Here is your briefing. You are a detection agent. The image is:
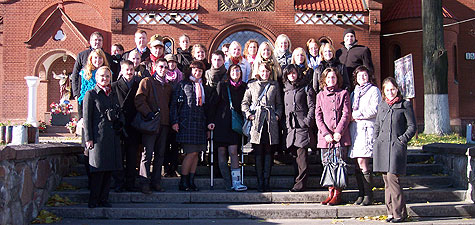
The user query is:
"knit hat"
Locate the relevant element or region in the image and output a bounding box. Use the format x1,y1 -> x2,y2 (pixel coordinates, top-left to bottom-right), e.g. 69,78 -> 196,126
148,34 -> 164,47
343,28 -> 356,37
164,54 -> 177,62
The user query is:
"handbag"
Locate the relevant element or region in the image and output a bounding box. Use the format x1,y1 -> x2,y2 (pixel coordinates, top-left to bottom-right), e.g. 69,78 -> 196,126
320,145 -> 347,188
132,79 -> 161,134
242,83 -> 270,138
227,86 -> 244,135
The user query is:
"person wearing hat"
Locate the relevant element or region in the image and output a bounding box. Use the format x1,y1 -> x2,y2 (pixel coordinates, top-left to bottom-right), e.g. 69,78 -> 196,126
335,28 -> 374,91
141,34 -> 165,75
164,54 -> 183,88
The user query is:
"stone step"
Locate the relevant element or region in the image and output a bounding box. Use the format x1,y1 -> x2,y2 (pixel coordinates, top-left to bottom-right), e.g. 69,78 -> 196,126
52,188 -> 466,204
46,201 -> 475,219
61,175 -> 453,190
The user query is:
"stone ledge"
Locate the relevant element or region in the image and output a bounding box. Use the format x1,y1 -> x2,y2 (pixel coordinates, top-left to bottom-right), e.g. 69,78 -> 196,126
423,143 -> 475,156
0,143 -> 83,161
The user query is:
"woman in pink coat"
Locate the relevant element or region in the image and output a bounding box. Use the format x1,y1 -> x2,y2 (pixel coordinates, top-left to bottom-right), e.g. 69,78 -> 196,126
315,67 -> 351,206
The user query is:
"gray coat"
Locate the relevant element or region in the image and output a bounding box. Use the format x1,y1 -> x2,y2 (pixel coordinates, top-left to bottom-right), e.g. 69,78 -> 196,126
373,100 -> 416,175
83,86 -> 123,172
241,80 -> 283,145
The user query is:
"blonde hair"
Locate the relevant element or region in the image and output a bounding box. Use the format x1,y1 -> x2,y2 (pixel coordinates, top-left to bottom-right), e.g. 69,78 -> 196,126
319,43 -> 336,60
85,49 -> 109,80
251,42 -> 281,81
274,34 -> 292,51
290,47 -> 309,69
191,44 -> 207,59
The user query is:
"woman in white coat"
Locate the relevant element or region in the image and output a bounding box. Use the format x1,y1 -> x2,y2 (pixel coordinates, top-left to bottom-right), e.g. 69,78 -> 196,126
349,65 -> 381,206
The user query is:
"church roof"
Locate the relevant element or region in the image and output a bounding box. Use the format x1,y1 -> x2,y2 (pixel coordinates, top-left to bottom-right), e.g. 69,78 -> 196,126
382,0 -> 455,22
294,0 -> 366,12
127,0 -> 199,11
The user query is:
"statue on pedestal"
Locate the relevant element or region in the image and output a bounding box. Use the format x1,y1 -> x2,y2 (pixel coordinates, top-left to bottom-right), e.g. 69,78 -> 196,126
52,70 -> 71,103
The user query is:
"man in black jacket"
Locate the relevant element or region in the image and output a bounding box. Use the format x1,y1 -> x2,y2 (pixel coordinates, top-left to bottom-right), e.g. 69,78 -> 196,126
122,30 -> 150,63
71,31 -> 112,117
335,28 -> 374,91
111,60 -> 141,192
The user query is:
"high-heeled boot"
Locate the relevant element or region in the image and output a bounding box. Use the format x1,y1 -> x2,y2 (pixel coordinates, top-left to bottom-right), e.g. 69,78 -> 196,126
361,171 -> 373,206
354,170 -> 364,205
263,154 -> 273,192
189,173 -> 199,191
255,155 -> 264,192
179,175 -> 190,191
321,187 -> 334,205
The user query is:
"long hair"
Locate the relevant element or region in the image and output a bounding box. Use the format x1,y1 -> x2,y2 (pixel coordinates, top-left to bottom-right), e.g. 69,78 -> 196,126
226,64 -> 242,82
251,41 -> 281,81
274,34 -> 292,51
352,65 -> 376,86
319,43 -> 336,61
319,67 -> 343,89
290,47 -> 309,69
243,39 -> 258,59
381,77 -> 403,100
282,64 -> 302,83
84,49 -> 109,80
255,61 -> 273,81
306,38 -> 319,57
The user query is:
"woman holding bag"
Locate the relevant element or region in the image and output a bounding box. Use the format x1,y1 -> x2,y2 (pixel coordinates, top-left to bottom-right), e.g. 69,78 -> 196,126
315,67 -> 351,205
373,77 -> 416,223
211,64 -> 248,191
241,62 -> 283,192
282,64 -> 316,192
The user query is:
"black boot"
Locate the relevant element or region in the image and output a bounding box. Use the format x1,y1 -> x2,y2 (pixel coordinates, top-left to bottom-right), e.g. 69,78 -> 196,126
219,161 -> 232,191
361,171 -> 373,206
263,154 -> 272,192
255,155 -> 264,192
354,170 -> 364,205
189,173 -> 199,191
179,175 -> 190,191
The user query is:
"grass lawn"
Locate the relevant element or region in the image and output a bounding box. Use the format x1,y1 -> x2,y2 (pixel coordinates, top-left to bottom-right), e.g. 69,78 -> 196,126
408,133 -> 467,147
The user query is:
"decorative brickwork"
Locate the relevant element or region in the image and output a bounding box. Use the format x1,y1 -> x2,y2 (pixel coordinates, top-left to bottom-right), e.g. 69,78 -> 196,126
295,13 -> 365,25
127,12 -> 198,24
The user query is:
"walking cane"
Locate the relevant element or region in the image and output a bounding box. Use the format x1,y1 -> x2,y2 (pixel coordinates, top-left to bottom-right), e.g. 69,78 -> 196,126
210,130 -> 214,190
241,135 -> 245,184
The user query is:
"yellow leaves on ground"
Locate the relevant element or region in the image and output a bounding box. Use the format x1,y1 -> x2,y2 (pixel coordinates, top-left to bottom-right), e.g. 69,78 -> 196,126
46,194 -> 77,207
55,182 -> 78,191
31,210 -> 61,224
356,215 -> 388,221
408,133 -> 465,147
66,171 -> 80,177
372,187 -> 384,191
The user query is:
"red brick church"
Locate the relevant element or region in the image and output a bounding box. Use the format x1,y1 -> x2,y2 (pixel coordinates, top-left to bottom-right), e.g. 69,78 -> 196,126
0,0 -> 473,131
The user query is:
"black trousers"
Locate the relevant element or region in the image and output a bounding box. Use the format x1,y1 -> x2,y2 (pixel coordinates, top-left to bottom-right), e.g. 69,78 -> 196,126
113,134 -> 139,189
89,171 -> 112,205
139,125 -> 169,185
163,128 -> 179,174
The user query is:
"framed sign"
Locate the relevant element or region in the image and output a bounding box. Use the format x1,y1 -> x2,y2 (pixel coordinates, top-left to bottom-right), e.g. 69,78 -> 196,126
394,54 -> 415,99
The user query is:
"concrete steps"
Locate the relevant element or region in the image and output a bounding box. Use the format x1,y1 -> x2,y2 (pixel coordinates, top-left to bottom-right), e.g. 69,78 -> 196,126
46,201 -> 475,219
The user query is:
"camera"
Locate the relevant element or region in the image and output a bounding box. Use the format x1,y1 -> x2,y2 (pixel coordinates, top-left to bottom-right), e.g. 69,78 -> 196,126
106,108 -> 120,122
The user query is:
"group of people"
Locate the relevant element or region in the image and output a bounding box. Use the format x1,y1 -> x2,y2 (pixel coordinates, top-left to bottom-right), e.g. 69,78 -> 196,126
72,28 -> 416,223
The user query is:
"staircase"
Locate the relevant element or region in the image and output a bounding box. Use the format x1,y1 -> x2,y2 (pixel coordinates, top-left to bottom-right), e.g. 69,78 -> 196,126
46,147 -> 474,220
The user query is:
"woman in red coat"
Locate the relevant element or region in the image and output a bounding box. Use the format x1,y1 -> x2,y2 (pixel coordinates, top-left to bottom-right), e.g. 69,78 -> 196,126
315,67 -> 351,205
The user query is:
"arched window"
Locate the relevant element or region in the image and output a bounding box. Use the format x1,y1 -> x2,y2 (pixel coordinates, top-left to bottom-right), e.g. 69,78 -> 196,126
393,44 -> 401,62
218,30 -> 269,50
163,38 -> 174,54
318,36 -> 333,46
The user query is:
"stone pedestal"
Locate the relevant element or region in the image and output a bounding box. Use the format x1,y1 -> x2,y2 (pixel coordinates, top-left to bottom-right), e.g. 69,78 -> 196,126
25,76 -> 40,127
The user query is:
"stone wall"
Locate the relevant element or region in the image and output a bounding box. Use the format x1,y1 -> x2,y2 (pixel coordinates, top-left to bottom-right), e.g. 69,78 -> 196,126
0,143 -> 83,225
423,143 -> 475,203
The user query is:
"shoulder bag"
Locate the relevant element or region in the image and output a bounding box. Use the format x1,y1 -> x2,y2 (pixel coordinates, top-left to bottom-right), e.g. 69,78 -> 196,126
227,86 -> 244,135
242,83 -> 270,138
132,79 -> 161,134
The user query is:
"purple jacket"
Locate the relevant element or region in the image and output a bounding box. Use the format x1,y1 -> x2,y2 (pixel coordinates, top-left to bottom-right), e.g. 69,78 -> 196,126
315,87 -> 351,148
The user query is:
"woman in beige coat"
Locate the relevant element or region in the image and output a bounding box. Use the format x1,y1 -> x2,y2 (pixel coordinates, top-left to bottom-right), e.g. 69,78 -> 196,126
241,62 -> 283,192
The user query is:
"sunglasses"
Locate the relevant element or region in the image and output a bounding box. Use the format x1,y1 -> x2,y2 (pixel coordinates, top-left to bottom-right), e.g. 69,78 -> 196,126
158,65 -> 169,69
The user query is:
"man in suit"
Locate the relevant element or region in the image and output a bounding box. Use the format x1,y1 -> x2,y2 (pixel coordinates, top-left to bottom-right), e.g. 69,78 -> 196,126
111,60 -> 142,192
122,30 -> 150,63
71,31 -> 112,118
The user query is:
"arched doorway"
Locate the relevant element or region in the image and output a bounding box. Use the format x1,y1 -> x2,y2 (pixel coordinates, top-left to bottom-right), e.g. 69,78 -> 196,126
217,30 -> 270,50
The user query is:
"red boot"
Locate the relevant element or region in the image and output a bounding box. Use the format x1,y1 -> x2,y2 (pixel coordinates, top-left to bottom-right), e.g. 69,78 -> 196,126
328,188 -> 342,206
321,187 -> 334,205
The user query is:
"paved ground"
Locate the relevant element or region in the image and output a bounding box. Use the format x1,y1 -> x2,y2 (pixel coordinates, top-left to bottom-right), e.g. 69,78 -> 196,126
52,218 -> 475,225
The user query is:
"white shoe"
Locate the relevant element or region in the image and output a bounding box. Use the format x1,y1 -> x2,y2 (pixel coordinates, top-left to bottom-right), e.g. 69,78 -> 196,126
231,169 -> 247,191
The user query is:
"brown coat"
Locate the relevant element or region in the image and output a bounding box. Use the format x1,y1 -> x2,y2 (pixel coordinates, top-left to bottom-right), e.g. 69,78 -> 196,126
135,77 -> 172,126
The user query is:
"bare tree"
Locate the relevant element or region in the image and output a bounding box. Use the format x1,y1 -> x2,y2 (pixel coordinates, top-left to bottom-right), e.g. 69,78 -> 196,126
422,0 -> 451,134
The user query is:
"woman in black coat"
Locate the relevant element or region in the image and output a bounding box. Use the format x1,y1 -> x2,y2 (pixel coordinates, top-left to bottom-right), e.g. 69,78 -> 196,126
84,66 -> 123,208
373,77 -> 416,223
282,64 -> 316,192
312,43 -> 350,92
170,60 -> 215,191
211,64 -> 248,191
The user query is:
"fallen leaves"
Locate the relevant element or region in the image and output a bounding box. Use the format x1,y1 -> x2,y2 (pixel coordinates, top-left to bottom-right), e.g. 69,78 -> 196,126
46,194 -> 77,207
55,182 -> 78,191
31,210 -> 61,224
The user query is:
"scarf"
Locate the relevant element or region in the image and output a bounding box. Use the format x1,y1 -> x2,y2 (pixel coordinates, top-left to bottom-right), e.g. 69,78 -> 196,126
206,65 -> 227,86
149,54 -> 160,74
231,56 -> 242,65
154,73 -> 166,85
97,83 -> 111,96
385,96 -> 401,106
352,83 -> 373,110
189,76 -> 205,106
298,63 -> 305,68
166,69 -> 183,83
230,79 -> 242,89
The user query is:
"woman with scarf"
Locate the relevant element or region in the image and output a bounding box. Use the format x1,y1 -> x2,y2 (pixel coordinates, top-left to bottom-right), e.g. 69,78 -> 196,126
306,38 -> 321,71
251,42 -> 282,82
349,65 -> 381,206
274,34 -> 292,69
224,41 -> 252,83
244,39 -> 259,66
191,44 -> 211,70
312,43 -> 350,92
241,62 -> 283,192
316,67 -> 351,206
170,61 -> 215,191
282,64 -> 316,192
373,77 -> 416,223
291,47 -> 314,87
210,64 -> 248,191
84,66 -> 123,208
